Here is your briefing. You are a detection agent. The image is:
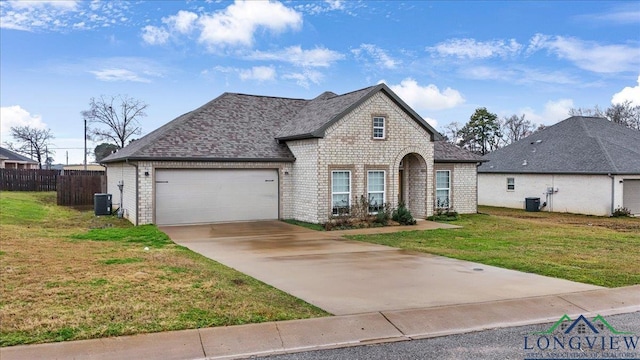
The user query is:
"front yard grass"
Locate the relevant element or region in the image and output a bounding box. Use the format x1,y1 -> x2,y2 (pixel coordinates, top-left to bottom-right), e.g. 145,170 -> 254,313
0,192 -> 327,347
347,206 -> 640,288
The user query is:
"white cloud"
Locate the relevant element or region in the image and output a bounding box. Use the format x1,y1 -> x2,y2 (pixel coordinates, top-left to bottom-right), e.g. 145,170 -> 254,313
527,33 -> 640,73
197,0 -> 302,48
462,65 -> 576,85
239,66 -> 276,81
574,6 -> 640,25
387,78 -> 465,111
519,98 -> 575,125
282,69 -> 323,88
295,0 -> 349,15
141,25 -> 169,45
0,105 -> 47,142
351,44 -> 400,69
422,116 -> 438,128
612,75 -> 640,106
89,68 -> 151,83
163,10 -> 198,34
1,0 -> 131,31
428,38 -> 522,59
7,1 -> 78,11
248,46 -> 344,67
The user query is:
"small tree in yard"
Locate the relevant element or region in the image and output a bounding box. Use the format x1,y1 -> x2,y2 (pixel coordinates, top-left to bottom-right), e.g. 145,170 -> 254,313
82,95 -> 148,149
94,143 -> 119,162
4,126 -> 55,169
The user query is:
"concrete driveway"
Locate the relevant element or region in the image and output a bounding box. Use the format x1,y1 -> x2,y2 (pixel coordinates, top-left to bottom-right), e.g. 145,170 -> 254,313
161,221 -> 600,316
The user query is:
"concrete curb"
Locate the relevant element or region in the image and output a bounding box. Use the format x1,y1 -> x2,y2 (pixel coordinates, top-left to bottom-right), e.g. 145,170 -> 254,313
2,285 -> 638,360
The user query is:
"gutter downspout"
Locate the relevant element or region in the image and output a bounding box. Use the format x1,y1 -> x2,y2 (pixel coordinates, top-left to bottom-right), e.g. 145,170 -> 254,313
475,162 -> 481,213
126,159 -> 139,226
608,173 -> 615,216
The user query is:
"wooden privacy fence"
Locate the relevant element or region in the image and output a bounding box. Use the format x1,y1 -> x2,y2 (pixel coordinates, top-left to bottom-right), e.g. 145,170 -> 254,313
56,175 -> 107,206
0,169 -> 57,191
1,169 -> 107,207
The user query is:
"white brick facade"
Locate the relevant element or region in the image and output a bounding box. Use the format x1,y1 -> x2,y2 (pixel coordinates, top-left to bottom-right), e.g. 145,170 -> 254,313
434,163 -> 478,214
312,92 -> 435,222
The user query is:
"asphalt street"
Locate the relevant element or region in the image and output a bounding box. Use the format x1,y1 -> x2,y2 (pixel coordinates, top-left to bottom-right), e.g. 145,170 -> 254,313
263,312 -> 640,360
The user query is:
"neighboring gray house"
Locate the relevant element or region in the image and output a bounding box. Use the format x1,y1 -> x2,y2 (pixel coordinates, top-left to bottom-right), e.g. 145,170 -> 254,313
0,147 -> 39,169
102,84 -> 483,226
478,116 -> 640,216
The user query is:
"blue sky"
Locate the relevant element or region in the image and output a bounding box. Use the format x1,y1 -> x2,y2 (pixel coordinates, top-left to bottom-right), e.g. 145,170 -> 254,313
1,0 -> 639,165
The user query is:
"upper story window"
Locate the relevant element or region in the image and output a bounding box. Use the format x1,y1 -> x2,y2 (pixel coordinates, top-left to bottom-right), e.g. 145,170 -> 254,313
373,116 -> 385,139
507,177 -> 515,191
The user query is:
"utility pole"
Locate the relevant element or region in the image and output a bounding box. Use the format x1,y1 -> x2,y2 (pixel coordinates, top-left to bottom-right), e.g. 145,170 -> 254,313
84,117 -> 87,170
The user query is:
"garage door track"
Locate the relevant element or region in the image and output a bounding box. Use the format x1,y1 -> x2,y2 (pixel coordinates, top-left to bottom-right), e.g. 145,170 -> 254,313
161,221 -> 600,315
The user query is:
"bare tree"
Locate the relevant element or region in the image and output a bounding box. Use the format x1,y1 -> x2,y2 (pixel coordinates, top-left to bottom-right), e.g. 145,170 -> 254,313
502,114 -> 535,145
4,126 -> 54,169
569,102 -> 639,131
606,100 -> 640,130
443,121 -> 463,144
569,105 -> 605,118
81,95 -> 148,149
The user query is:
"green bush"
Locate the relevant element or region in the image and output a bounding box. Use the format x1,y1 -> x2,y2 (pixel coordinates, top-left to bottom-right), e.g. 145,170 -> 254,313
427,208 -> 459,221
611,207 -> 631,217
392,202 -> 416,225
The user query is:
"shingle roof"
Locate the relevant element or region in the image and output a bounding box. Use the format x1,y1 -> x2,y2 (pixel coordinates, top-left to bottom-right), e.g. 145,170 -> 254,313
102,93 -> 307,162
0,147 -> 38,164
478,116 -> 640,174
434,141 -> 485,163
102,84 -> 440,163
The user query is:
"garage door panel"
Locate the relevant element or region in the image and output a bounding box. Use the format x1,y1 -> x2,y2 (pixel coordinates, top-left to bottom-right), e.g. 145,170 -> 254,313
156,169 -> 278,225
623,180 -> 640,216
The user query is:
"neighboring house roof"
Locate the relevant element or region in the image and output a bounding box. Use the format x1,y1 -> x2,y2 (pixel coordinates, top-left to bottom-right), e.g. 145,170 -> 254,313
102,84 -> 440,163
478,116 -> 640,175
434,141 -> 486,163
64,164 -> 106,171
0,147 -> 38,164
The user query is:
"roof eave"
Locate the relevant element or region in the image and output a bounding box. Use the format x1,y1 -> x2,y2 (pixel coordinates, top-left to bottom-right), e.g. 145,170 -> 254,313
477,170 -> 637,175
102,156 -> 296,164
435,159 -> 488,163
276,132 -> 324,142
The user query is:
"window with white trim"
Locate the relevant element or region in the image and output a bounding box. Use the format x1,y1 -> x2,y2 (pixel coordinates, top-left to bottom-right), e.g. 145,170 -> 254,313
507,177 -> 515,191
332,171 -> 351,215
435,170 -> 450,209
367,170 -> 385,213
373,116 -> 385,139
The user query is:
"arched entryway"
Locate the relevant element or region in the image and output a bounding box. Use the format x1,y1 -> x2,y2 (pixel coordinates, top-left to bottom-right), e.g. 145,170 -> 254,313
398,152 -> 427,218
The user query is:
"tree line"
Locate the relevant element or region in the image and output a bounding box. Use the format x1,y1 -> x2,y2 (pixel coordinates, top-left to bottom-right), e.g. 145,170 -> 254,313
444,100 -> 639,156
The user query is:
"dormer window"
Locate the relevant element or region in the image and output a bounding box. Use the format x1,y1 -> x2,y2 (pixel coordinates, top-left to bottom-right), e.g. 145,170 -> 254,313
373,116 -> 385,139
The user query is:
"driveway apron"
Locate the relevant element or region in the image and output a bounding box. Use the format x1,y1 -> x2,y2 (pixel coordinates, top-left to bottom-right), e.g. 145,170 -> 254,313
161,221 -> 600,316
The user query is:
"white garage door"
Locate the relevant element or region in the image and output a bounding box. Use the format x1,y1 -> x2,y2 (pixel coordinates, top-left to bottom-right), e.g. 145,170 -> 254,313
623,179 -> 640,216
155,169 -> 278,225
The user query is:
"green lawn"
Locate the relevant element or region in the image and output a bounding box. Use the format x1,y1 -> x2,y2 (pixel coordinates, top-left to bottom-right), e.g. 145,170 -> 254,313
0,192 -> 327,347
347,207 -> 640,288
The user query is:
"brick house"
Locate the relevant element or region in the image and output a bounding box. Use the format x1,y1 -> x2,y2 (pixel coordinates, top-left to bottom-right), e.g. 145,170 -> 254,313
0,147 -> 40,169
102,84 -> 483,226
